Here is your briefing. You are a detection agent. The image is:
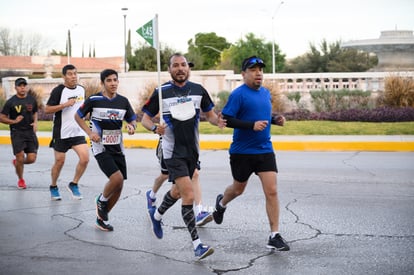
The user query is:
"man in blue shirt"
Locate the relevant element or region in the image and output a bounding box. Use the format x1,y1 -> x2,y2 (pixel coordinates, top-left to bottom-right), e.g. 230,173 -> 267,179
213,56 -> 290,251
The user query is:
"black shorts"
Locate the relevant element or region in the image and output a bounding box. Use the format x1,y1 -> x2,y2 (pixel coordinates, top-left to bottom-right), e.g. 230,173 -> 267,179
164,157 -> 197,182
156,138 -> 200,175
95,151 -> 127,179
11,129 -> 39,155
50,136 -> 87,153
230,153 -> 278,182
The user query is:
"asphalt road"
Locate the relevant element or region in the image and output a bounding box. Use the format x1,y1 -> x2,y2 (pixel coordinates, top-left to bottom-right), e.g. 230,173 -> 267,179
1,145 -> 413,275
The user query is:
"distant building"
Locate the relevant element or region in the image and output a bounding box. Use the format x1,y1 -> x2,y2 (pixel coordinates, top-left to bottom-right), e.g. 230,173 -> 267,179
0,55 -> 124,78
342,30 -> 414,71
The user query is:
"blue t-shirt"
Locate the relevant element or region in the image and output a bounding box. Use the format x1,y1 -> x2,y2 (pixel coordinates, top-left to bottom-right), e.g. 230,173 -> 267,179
222,83 -> 273,154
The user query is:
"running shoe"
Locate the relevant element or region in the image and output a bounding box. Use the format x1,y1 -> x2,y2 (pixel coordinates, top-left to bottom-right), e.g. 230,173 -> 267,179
194,243 -> 214,260
266,233 -> 290,251
67,182 -> 82,200
96,218 -> 114,232
146,189 -> 156,210
213,194 -> 226,224
196,211 -> 213,226
96,194 -> 109,221
50,186 -> 61,201
17,179 -> 26,189
148,207 -> 163,239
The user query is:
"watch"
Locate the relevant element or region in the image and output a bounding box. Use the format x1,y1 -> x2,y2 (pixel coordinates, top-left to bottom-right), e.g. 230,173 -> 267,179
150,125 -> 157,133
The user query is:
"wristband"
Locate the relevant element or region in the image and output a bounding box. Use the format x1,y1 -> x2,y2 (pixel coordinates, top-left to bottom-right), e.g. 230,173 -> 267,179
150,125 -> 158,133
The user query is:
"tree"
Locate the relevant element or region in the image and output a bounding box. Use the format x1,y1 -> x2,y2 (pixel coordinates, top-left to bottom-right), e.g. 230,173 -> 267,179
126,29 -> 132,60
0,27 -> 49,56
128,43 -> 177,71
187,33 -> 231,70
67,30 -> 72,57
285,39 -> 377,73
220,33 -> 285,74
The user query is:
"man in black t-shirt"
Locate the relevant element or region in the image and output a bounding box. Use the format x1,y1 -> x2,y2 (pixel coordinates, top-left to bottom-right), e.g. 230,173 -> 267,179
0,78 -> 39,189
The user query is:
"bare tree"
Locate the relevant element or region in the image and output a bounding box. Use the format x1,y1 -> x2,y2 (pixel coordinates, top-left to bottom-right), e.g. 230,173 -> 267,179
0,27 -> 50,56
0,27 -> 12,55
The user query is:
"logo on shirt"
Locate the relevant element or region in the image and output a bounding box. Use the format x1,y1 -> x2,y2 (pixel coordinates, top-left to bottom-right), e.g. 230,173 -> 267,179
26,104 -> 33,112
107,110 -> 120,120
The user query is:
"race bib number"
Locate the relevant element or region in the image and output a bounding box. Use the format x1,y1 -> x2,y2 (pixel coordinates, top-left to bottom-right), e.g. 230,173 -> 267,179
102,129 -> 122,145
170,101 -> 195,121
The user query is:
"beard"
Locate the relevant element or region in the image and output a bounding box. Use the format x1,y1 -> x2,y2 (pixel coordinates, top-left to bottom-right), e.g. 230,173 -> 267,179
171,72 -> 188,84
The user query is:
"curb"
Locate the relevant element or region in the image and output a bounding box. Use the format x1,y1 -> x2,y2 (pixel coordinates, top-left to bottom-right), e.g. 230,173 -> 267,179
1,135 -> 413,151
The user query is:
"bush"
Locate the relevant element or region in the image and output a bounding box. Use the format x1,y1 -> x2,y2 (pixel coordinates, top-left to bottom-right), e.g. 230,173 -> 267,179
135,82 -> 158,122
383,76 -> 414,107
310,89 -> 372,112
284,107 -> 414,122
263,80 -> 286,113
80,79 -> 101,98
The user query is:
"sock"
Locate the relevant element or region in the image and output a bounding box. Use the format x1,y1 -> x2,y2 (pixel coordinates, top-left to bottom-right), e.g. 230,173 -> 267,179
149,190 -> 156,199
195,204 -> 203,215
154,209 -> 163,221
158,191 -> 178,215
192,238 -> 201,250
219,200 -> 226,208
271,231 -> 280,238
99,194 -> 109,202
182,204 -> 198,241
69,182 -> 78,185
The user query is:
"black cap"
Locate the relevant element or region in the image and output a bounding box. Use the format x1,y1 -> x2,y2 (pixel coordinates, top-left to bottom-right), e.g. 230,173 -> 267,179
241,56 -> 266,71
15,78 -> 28,86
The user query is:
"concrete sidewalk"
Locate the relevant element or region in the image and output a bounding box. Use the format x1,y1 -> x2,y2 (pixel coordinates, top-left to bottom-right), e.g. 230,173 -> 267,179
1,130 -> 414,151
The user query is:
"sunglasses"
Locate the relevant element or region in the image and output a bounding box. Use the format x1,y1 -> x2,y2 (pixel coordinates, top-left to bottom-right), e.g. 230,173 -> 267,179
243,57 -> 265,70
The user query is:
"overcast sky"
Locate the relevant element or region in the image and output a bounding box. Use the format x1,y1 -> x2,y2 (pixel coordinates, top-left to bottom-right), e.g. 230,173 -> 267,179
0,0 -> 413,59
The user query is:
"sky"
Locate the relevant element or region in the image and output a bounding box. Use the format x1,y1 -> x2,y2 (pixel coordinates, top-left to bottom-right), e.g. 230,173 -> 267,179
0,0 -> 413,59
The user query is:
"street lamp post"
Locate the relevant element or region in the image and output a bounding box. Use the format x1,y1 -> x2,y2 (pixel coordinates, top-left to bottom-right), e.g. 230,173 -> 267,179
202,45 -> 222,53
272,1 -> 284,74
121,7 -> 128,73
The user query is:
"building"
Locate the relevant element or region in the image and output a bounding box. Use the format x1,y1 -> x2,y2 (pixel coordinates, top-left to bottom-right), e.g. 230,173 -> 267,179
0,55 -> 123,78
341,30 -> 414,71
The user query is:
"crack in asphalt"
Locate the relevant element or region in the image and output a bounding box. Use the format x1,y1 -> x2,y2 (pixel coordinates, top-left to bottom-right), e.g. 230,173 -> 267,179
285,196 -> 414,243
342,151 -> 376,176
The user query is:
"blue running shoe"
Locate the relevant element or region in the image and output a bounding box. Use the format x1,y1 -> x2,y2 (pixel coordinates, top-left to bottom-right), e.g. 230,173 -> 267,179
196,211 -> 213,227
148,207 -> 163,239
67,182 -> 82,200
194,243 -> 214,260
146,190 -> 156,210
50,186 -> 61,201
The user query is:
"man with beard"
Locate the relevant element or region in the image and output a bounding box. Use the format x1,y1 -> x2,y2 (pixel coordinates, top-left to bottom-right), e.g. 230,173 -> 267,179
141,53 -> 225,260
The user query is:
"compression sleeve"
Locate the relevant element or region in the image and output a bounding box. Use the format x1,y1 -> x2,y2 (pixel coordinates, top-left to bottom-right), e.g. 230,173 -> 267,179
223,114 -> 254,129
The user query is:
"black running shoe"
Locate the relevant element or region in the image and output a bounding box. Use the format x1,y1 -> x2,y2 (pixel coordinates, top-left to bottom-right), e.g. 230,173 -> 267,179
213,194 -> 226,224
96,194 -> 109,221
266,233 -> 290,251
96,218 -> 114,232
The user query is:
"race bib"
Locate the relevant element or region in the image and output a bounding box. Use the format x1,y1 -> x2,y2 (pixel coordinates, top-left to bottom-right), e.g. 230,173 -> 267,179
101,129 -> 122,145
170,101 -> 195,121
